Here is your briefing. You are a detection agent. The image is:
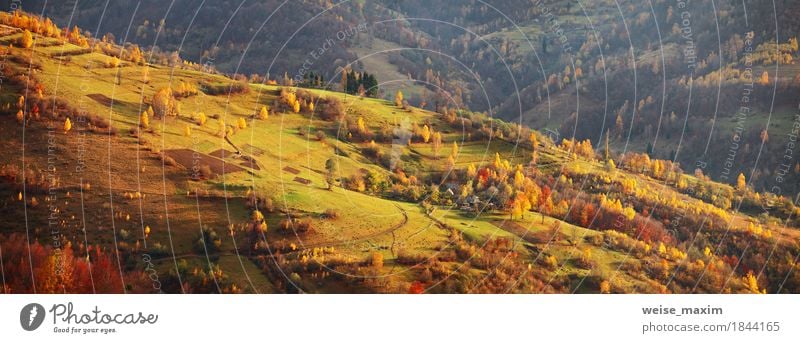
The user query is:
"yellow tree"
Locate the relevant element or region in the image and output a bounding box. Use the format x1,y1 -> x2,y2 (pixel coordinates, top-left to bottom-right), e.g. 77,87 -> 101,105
580,247 -> 592,266
421,124 -> 431,143
107,56 -> 121,68
19,29 -> 33,48
530,132 -> 538,151
677,176 -> 688,190
513,168 -> 525,189
63,117 -> 72,133
357,116 -> 367,135
152,87 -> 177,117
370,251 -> 384,269
196,112 -> 207,126
16,110 -> 24,124
431,131 -> 442,157
258,105 -> 269,120
736,173 -> 746,191
600,280 -> 611,294
758,72 -> 770,86
217,120 -> 226,137
129,45 -> 143,64
395,90 -> 403,107
238,117 -> 247,129
466,163 -> 477,179
518,194 -> 531,218
451,141 -> 459,157
292,100 -> 300,113
743,272 -> 763,293
511,201 -> 523,220
140,111 -> 149,129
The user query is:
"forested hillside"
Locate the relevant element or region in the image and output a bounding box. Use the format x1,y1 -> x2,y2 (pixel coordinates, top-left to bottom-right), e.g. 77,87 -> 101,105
1,5 -> 797,294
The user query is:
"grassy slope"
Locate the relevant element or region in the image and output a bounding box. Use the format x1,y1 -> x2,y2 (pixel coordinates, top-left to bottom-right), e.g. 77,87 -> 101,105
1,28 -> 791,293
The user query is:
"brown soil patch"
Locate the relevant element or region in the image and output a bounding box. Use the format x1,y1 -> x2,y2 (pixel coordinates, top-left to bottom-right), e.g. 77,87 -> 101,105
283,166 -> 300,174
209,149 -> 235,159
293,177 -> 311,185
165,149 -> 244,177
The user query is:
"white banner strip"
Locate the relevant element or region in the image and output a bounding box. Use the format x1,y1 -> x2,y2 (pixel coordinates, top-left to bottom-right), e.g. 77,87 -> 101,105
1,295 -> 797,342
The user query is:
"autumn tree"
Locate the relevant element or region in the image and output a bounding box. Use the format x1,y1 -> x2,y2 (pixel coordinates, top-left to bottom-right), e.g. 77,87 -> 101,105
357,116 -> 367,136
247,209 -> 268,254
30,103 -> 40,120
743,271 -> 763,293
338,67 -> 348,91
66,26 -> 88,47
580,203 -> 596,228
128,44 -> 143,64
408,281 -> 425,294
0,234 -> 136,293
615,113 -> 624,136
370,251 -> 384,270
600,280 -> 611,294
63,117 -> 72,133
736,173 -> 746,191
466,163 -> 477,179
106,56 -> 121,68
540,185 -> 553,223
237,117 -> 247,130
19,29 -> 33,48
421,124 -> 431,143
140,110 -> 149,129
395,90 -> 404,107
258,105 -> 269,120
196,112 -> 207,126
431,131 -> 442,157
152,87 -> 178,117
513,167 -> 525,189
492,152 -> 502,170
510,193 -> 532,220
758,72 -> 770,86
325,158 -> 338,190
